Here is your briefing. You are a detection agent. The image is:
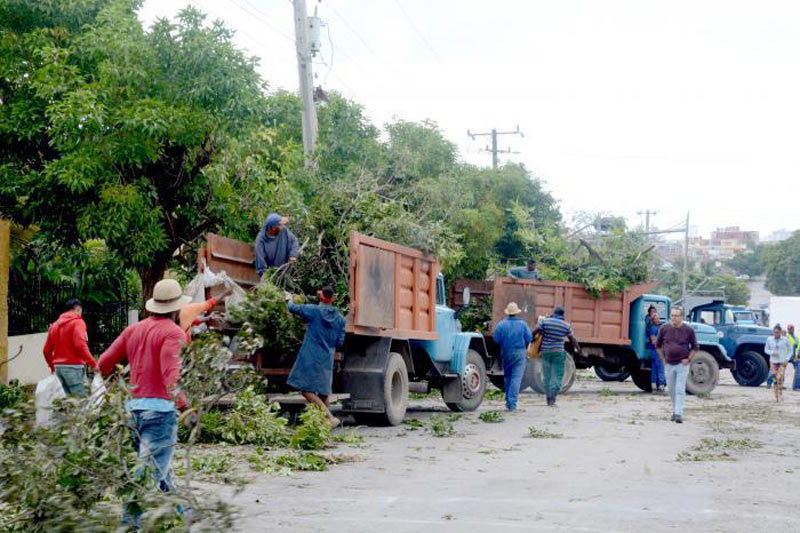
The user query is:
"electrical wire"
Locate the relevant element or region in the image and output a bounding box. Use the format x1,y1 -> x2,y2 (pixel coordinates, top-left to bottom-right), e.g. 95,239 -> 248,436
392,0 -> 443,64
329,1 -> 374,54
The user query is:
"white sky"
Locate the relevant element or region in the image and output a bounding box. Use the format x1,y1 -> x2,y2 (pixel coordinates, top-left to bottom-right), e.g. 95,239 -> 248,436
139,0 -> 800,239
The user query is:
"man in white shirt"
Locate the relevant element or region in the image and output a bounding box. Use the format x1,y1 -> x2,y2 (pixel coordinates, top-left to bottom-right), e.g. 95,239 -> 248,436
765,325 -> 792,403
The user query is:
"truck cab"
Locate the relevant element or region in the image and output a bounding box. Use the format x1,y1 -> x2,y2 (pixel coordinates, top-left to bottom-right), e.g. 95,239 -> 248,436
688,300 -> 771,386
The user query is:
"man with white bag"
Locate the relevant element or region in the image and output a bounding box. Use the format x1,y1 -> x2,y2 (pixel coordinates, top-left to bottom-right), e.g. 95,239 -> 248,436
42,298 -> 97,397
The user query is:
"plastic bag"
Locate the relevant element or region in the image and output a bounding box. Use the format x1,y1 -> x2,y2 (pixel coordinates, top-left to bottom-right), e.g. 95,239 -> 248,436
186,261 -> 225,303
88,374 -> 106,408
35,374 -> 66,428
218,272 -> 247,314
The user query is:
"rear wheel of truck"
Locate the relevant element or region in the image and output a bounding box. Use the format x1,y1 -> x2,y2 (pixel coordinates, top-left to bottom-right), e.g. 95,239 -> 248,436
594,365 -> 631,382
731,350 -> 769,386
530,354 -> 576,394
445,350 -> 487,412
685,351 -> 719,395
630,365 -> 652,393
356,352 -> 409,426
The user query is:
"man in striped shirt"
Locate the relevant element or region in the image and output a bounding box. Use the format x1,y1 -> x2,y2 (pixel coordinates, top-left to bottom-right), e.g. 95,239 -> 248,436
532,306 -> 581,406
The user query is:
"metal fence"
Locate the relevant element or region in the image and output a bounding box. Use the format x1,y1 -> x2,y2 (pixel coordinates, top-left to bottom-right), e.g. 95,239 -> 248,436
8,272 -> 130,355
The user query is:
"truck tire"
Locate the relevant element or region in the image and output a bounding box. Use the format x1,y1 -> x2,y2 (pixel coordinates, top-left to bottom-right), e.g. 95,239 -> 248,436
445,350 -> 487,412
594,365 -> 631,382
630,365 -> 652,392
530,354 -> 576,395
378,352 -> 409,426
731,350 -> 769,387
520,358 -> 536,391
685,350 -> 719,395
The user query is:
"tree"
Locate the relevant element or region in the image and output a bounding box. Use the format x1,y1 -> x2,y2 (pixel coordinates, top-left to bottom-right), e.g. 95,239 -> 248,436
762,231 -> 800,295
0,1 -> 287,303
726,245 -> 765,278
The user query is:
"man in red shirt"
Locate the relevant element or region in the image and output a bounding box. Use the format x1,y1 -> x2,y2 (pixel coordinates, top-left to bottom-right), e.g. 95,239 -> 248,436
99,278 -> 190,528
43,298 -> 97,397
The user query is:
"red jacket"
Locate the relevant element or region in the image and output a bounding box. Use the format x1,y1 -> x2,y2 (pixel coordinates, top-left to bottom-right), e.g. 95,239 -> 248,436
43,312 -> 96,371
98,317 -> 186,401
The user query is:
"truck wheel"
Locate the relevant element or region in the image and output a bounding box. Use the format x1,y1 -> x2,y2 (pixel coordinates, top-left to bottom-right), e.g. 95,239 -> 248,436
594,365 -> 631,382
731,350 -> 769,387
530,354 -> 576,394
488,375 -> 505,391
520,359 -> 536,391
378,352 -> 409,426
445,350 -> 487,412
630,365 -> 652,392
686,351 -> 719,395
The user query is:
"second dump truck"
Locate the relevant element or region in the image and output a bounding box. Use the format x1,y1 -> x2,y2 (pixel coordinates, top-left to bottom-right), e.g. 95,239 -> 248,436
453,277 -> 730,394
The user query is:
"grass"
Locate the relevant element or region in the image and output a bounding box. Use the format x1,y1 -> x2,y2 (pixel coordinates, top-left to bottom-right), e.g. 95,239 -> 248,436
249,450 -> 333,475
599,387 -> 615,397
478,410 -> 504,423
403,418 -> 424,431
331,430 -> 367,448
526,426 -> 563,439
676,438 -> 763,462
428,414 -> 456,437
484,388 -> 505,401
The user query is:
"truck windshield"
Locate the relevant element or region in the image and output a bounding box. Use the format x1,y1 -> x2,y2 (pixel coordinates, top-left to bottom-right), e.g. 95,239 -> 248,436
436,276 -> 446,306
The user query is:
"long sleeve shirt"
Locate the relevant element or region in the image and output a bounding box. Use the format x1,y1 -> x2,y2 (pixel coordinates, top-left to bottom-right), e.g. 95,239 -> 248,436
254,226 -> 300,276
493,316 -> 533,358
42,312 -> 96,371
765,336 -> 792,364
98,317 -> 186,401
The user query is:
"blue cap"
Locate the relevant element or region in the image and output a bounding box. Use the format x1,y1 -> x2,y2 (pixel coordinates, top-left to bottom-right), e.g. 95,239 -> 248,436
265,213 -> 283,229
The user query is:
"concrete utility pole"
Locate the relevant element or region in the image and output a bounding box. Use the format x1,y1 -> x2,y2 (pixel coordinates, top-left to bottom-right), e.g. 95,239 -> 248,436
467,126 -> 523,170
638,209 -> 658,233
293,0 -> 318,164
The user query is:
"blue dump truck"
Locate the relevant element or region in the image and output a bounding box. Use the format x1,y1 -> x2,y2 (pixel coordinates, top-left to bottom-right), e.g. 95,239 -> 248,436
688,300 -> 772,386
455,278 -> 730,395
201,232 -> 489,425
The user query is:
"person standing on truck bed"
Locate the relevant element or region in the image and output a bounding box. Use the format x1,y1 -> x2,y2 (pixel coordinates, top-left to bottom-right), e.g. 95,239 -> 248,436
508,259 -> 542,280
765,325 -> 792,403
532,306 -> 580,406
255,213 -> 299,280
286,285 -> 346,428
493,302 -> 533,411
656,307 -> 698,423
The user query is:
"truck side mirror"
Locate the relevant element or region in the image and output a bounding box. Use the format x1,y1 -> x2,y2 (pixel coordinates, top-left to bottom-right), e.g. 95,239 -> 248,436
462,287 -> 471,307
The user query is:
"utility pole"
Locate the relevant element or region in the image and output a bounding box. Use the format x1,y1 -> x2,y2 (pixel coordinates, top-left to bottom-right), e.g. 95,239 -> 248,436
682,211 -> 690,307
293,0 -> 317,164
637,209 -> 658,233
467,126 -> 524,171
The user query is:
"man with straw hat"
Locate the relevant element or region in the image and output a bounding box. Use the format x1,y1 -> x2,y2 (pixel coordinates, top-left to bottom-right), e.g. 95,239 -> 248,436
99,278 -> 191,527
493,301 -> 533,411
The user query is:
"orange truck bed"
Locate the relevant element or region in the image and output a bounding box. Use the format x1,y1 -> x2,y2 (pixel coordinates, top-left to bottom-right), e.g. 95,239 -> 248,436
457,277 -> 658,346
199,232 -> 439,340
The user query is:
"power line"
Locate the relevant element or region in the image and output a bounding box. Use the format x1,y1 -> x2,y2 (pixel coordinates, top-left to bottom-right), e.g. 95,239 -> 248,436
227,0 -> 295,44
329,2 -> 374,54
392,0 -> 442,64
467,126 -> 524,171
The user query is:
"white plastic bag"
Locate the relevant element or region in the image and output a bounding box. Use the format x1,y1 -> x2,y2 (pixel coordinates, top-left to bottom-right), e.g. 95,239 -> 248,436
217,272 -> 247,314
35,374 -> 66,428
186,262 -> 226,303
88,374 -> 106,408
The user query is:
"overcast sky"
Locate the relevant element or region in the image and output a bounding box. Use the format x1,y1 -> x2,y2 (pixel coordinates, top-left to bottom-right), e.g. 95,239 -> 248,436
139,0 -> 800,239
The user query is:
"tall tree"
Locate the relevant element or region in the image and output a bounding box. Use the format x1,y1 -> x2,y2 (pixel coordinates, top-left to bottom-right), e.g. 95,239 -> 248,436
0,1 -> 287,301
763,231 -> 800,295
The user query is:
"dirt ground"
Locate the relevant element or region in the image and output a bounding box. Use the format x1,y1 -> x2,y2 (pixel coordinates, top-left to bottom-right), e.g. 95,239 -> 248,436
200,369 -> 800,532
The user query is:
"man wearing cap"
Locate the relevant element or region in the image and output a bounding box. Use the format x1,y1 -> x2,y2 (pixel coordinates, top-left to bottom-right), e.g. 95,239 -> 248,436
255,212 -> 300,279
493,302 -> 533,411
532,306 -> 581,406
99,278 -> 191,526
286,285 -> 346,427
509,259 -> 542,280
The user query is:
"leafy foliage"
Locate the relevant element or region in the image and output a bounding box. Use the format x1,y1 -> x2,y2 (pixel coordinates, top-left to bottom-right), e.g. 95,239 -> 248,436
215,387 -> 289,448
290,404 -> 332,451
0,379 -> 24,410
762,231 -> 800,296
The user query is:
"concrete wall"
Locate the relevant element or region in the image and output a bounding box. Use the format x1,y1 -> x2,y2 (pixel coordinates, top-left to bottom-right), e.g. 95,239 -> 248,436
7,333 -> 50,385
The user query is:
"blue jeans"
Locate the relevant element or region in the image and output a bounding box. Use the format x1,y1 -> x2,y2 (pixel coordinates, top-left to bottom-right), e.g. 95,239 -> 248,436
124,409 -> 178,528
666,362 -> 690,416
503,350 -> 527,410
649,349 -> 666,387
54,365 -> 88,397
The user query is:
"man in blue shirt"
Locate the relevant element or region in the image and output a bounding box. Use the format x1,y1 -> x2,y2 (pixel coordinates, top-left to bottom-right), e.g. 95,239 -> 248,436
493,302 -> 533,411
255,213 -> 300,279
532,306 -> 581,406
647,311 -> 666,391
508,259 -> 542,280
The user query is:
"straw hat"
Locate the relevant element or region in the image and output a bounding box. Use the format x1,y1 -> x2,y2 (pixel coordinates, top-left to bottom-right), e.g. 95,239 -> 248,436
146,279 -> 192,314
504,302 -> 523,315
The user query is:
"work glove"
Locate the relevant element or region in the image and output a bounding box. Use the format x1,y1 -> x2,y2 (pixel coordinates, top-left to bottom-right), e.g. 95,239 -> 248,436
284,291 -> 293,302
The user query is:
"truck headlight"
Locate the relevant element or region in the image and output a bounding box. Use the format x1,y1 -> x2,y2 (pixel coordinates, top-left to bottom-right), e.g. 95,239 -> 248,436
716,331 -> 724,339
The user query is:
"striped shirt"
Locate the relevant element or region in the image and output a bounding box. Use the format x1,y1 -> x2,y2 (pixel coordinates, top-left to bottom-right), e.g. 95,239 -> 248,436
540,316 -> 573,353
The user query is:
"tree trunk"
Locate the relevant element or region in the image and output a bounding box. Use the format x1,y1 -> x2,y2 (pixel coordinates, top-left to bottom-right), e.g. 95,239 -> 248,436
138,259 -> 170,315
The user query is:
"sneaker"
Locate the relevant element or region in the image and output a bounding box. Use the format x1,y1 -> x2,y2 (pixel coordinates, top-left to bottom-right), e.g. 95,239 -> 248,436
675,415 -> 683,424
670,414 -> 676,422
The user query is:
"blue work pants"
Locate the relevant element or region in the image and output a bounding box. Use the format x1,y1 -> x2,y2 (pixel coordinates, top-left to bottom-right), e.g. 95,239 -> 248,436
503,350 -> 527,411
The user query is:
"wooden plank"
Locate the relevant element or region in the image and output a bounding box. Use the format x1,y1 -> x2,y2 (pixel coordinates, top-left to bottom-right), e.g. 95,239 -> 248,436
349,233 -> 435,261
412,258 -> 420,330
354,244 -> 395,329
0,220 -> 9,384
267,393 -> 351,405
345,324 -> 438,340
262,368 -> 292,376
